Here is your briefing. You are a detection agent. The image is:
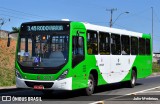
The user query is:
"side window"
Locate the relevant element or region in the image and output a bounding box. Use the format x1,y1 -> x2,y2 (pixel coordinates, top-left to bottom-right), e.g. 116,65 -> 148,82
139,38 -> 145,55
121,35 -> 130,55
146,39 -> 151,55
99,32 -> 110,55
72,36 -> 84,56
111,34 -> 121,55
72,36 -> 85,68
131,37 -> 138,55
87,30 -> 98,55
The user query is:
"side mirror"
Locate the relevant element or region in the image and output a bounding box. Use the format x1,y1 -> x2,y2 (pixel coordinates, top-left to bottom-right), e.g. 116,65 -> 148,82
7,34 -> 10,47
7,31 -> 18,47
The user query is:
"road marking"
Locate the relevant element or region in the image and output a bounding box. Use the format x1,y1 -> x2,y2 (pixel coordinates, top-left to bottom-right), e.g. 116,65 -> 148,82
89,85 -> 160,104
125,86 -> 160,95
107,86 -> 160,100
135,91 -> 160,93
89,101 -> 104,104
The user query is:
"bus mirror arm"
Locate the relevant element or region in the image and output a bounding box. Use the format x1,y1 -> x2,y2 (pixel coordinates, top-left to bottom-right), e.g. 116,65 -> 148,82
7,33 -> 10,47
7,31 -> 18,47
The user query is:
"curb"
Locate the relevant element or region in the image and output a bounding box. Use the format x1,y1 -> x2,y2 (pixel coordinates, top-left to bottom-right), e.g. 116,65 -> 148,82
150,72 -> 160,78
0,86 -> 16,90
151,72 -> 160,76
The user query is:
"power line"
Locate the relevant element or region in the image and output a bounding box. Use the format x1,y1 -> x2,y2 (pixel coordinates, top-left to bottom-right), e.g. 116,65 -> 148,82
151,7 -> 154,55
0,9 -> 43,20
118,8 -> 152,24
0,13 -> 33,21
0,6 -> 52,19
126,8 -> 150,19
153,9 -> 160,24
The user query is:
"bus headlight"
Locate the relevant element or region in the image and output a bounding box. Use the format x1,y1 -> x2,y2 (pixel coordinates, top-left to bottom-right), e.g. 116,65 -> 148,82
58,70 -> 69,80
16,69 -> 22,79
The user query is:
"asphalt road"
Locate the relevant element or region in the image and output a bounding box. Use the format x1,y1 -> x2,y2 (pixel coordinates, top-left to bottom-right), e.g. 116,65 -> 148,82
0,75 -> 160,104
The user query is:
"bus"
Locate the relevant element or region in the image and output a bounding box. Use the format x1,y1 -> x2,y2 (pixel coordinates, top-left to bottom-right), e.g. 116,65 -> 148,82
7,20 -> 152,96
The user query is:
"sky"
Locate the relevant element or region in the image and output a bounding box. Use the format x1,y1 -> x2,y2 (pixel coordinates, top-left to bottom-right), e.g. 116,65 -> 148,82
0,0 -> 160,52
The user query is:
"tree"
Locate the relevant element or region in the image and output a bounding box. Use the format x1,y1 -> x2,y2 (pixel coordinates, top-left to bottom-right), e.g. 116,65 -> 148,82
11,27 -> 20,33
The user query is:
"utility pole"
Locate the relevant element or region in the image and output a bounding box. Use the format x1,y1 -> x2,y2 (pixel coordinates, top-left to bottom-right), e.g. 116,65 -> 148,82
151,7 -> 153,54
106,8 -> 117,27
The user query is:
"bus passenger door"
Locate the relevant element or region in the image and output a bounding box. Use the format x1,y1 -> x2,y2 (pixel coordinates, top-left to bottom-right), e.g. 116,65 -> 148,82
72,29 -> 87,88
72,36 -> 85,68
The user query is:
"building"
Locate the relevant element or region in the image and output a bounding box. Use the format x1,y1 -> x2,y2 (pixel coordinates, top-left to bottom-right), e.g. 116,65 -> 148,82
0,30 -> 18,39
0,30 -> 8,38
153,53 -> 160,63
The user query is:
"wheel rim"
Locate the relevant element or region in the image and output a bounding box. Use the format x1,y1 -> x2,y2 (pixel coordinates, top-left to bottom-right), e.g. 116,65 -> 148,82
88,79 -> 94,92
131,72 -> 136,85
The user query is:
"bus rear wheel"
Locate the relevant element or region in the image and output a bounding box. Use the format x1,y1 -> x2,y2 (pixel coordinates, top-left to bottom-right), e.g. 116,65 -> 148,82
85,74 -> 95,96
128,70 -> 137,88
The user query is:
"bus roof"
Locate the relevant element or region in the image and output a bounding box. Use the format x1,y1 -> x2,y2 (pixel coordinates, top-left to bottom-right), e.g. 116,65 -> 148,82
20,20 -> 150,38
21,20 -> 71,25
82,22 -> 150,38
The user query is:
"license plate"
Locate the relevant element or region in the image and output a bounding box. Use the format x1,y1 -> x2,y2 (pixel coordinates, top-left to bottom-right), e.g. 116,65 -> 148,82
33,85 -> 44,90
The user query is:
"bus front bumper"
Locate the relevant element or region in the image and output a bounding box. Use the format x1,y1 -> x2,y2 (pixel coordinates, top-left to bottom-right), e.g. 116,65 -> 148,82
16,77 -> 72,90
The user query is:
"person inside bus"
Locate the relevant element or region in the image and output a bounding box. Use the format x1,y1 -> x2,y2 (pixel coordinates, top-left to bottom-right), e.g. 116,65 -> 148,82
122,47 -> 127,55
35,44 -> 41,55
42,44 -> 47,58
92,43 -> 98,54
88,45 -> 93,54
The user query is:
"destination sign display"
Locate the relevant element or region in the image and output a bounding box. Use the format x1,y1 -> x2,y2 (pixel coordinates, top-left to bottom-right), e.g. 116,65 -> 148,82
21,23 -> 69,32
27,25 -> 63,31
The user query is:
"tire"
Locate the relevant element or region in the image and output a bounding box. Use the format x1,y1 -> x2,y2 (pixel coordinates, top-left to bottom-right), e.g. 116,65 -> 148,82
84,74 -> 95,96
128,70 -> 137,88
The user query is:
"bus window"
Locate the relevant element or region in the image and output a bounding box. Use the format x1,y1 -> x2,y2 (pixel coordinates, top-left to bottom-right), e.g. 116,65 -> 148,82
131,37 -> 138,55
72,36 -> 85,68
111,34 -> 121,55
72,36 -> 84,56
139,38 -> 145,55
146,39 -> 151,55
28,38 -> 32,57
87,30 -> 98,55
99,32 -> 110,55
19,37 -> 25,52
121,35 -> 130,55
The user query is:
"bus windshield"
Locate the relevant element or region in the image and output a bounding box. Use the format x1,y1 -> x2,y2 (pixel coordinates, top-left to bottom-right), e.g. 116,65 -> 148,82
17,33 -> 69,68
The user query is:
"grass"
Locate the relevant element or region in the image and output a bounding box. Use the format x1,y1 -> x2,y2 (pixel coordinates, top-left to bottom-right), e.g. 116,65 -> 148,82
0,67 -> 15,86
152,62 -> 160,73
0,39 -> 16,87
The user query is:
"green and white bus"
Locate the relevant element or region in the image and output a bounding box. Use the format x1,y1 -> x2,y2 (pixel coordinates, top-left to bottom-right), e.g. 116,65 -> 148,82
8,20 -> 152,95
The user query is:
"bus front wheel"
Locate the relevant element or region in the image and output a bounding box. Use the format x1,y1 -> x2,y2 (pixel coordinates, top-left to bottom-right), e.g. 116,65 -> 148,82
85,74 -> 95,96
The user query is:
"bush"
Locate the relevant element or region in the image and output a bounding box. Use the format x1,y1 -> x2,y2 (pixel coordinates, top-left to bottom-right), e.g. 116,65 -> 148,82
152,62 -> 160,72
